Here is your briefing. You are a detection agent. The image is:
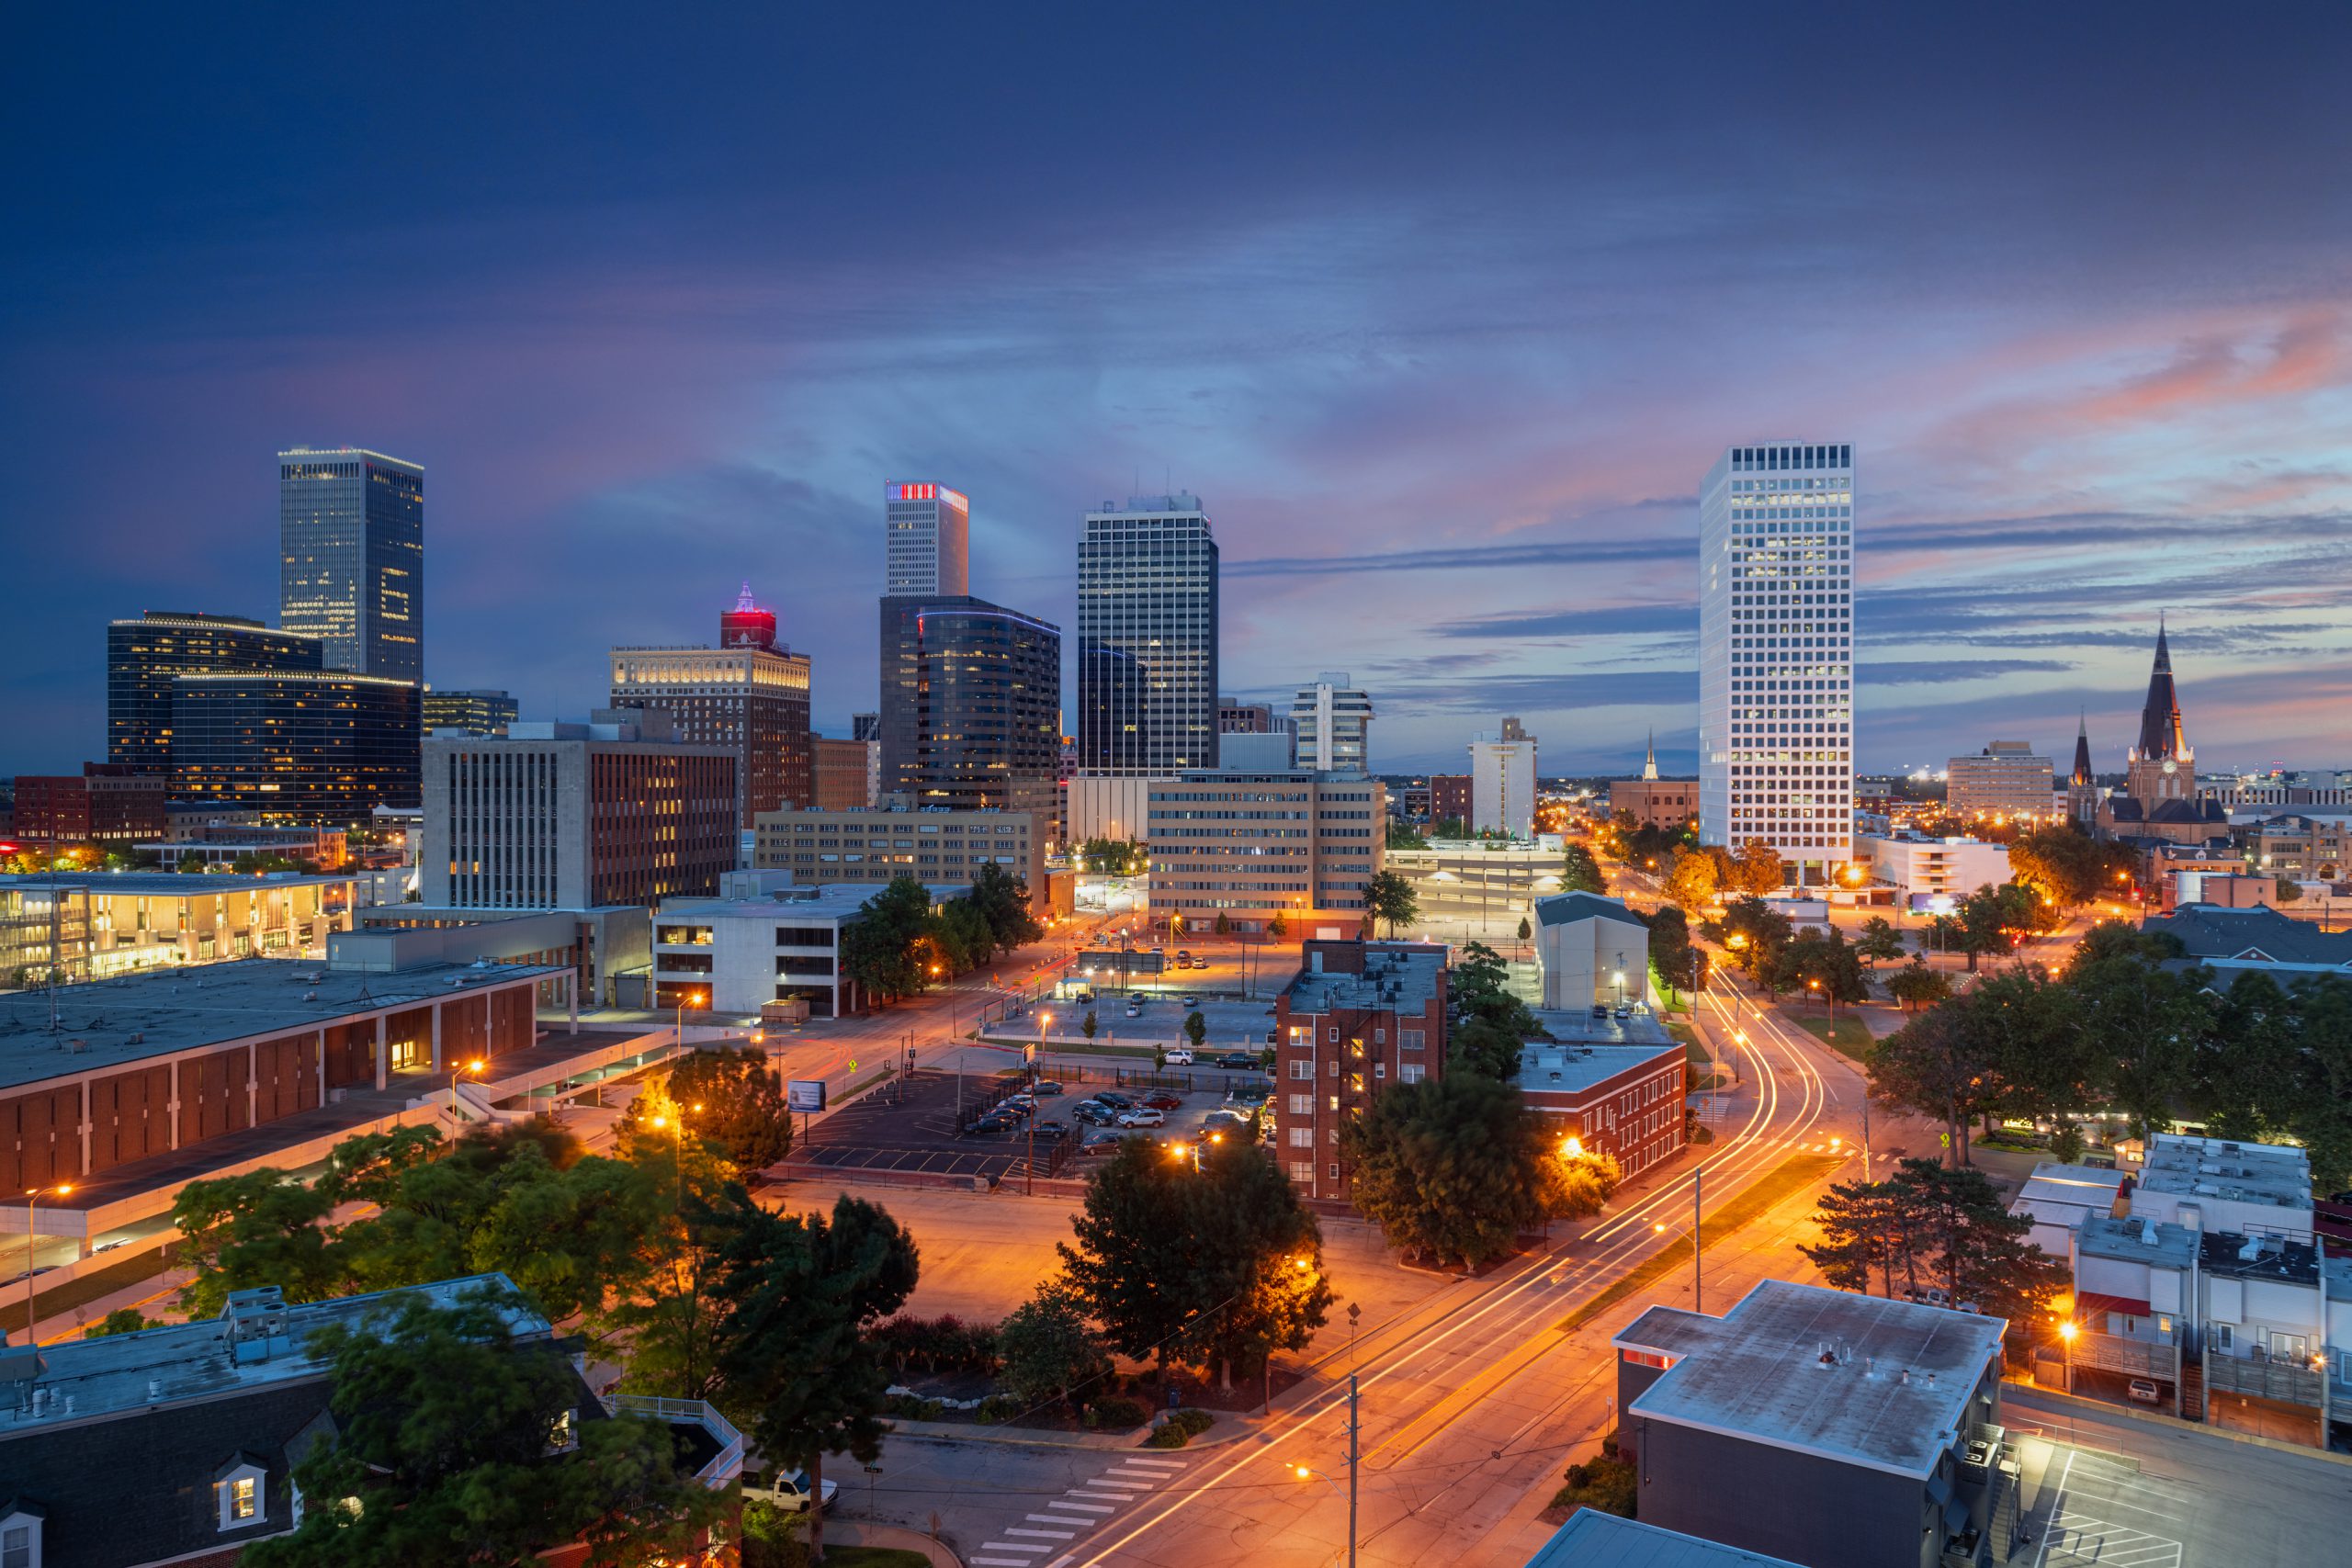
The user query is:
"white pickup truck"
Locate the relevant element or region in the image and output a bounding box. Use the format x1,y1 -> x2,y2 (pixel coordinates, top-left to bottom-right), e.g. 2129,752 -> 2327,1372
742,1461 -> 839,1513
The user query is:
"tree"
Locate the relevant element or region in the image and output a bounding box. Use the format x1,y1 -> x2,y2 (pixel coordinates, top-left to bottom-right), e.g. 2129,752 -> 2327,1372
171,1169 -> 343,1317
2275,874 -> 2303,903
1450,1016 -> 1523,1079
1183,1010 -> 1208,1048
1430,816 -> 1468,840
967,862 -> 1045,952
995,1280 -> 1112,1412
1267,911 -> 1289,941
1661,848 -> 1719,910
1215,910 -> 1232,936
1953,883 -> 2035,971
1560,845 -> 1606,895
1453,940 -> 1537,1036
1517,915 -> 1532,941
1386,820 -> 1430,851
1779,928 -> 1868,1012
1076,838 -> 1144,875
2068,942 -> 2209,1139
1717,897 -> 1793,974
1868,1005 -> 2003,1167
838,876 -> 936,1003
1884,1157 -> 2069,1327
1886,958 -> 1952,1012
1057,1139 -> 1330,1390
707,1191 -> 920,1563
624,1047 -> 792,1179
932,897 -> 997,973
243,1283 -> 725,1568
1643,906 -> 1699,1001
1340,1074 -> 1617,1268
88,1307 -> 164,1337
1733,839 -> 1785,894
1854,916 -> 1907,967
1801,1174 -> 1917,1297
1364,869 -> 1419,937
1080,1009 -> 1099,1041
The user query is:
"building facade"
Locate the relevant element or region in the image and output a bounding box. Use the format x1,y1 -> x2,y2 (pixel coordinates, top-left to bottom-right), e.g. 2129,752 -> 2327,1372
752,804 -> 1045,910
608,587 -> 813,825
1519,1037 -> 1686,1179
422,687 -> 517,737
169,671 -> 422,823
6,766 -> 167,846
1272,941 -> 1448,1201
813,737 -> 879,809
107,612 -> 324,773
1290,672 -> 1374,772
1145,770 -> 1384,934
1609,777 -> 1701,831
277,446 -> 424,681
1218,697 -> 1277,733
1385,840 -> 1567,937
1699,441 -> 1857,884
1947,740 -> 2054,818
654,875 -> 972,1017
1861,834 -> 2014,903
1075,493 -> 1219,774
876,596 -> 1062,839
1532,890 -> 1656,1010
0,871 -> 358,986
1469,717 -> 1538,839
884,480 -> 970,597
1428,773 -> 1472,827
422,714 -> 741,909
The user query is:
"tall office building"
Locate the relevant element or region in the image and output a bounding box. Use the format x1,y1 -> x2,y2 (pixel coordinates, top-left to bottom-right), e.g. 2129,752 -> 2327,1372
170,671 -> 423,823
609,585 -> 813,827
1468,717 -> 1538,839
1291,672 -> 1374,772
852,712 -> 881,743
107,612 -> 324,773
877,596 -> 1063,837
884,482 -> 969,597
1698,441 -> 1856,883
423,688 -> 518,738
1218,697 -> 1277,734
278,447 -> 424,681
1075,492 -> 1220,774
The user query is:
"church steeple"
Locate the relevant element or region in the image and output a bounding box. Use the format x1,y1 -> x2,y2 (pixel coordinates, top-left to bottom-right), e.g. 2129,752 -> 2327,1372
2069,710 -> 2094,789
1642,729 -> 1658,781
2133,617 -> 2188,763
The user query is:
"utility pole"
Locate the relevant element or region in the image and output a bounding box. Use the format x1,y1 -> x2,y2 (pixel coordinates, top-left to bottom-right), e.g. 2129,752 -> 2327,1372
1860,1095 -> 1872,1179
1346,1372 -> 1360,1568
1692,1166 -> 1703,1313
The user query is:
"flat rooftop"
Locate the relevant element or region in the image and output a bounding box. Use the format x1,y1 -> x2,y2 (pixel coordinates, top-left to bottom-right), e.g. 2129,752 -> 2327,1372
0,956 -> 572,1090
1616,1280 -> 2007,1478
0,871 -> 355,898
1528,1512 -> 1805,1568
2137,1133 -> 2310,1211
1282,947 -> 1444,1015
1521,1039 -> 1682,1093
0,1274 -> 543,1432
659,882 -> 969,922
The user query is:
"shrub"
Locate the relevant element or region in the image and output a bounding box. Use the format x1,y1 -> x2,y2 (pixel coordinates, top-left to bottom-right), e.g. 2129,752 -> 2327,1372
873,1313 -> 1000,1374
1145,1407 -> 1216,1447
885,1393 -> 945,1421
1088,1395 -> 1148,1429
974,1394 -> 1024,1425
1143,1424 -> 1187,1449
1550,1452 -> 1637,1518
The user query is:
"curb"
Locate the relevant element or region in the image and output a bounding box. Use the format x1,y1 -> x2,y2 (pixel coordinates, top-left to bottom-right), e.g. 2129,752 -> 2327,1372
2003,1382 -> 2352,1469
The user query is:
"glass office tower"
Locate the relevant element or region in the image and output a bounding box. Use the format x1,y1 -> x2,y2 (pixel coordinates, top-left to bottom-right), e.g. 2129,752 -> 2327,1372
1075,493 -> 1219,774
877,596 -> 1063,838
107,612 -> 324,773
169,671 -> 423,822
278,446 -> 424,680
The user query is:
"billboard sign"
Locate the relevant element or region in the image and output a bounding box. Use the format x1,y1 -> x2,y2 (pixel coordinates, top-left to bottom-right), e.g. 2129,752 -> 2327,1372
786,1079 -> 828,1114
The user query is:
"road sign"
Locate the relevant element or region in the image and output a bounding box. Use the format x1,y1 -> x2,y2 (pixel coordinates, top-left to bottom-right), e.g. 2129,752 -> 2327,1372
1939,1132 -> 1951,1147
787,1079 -> 828,1113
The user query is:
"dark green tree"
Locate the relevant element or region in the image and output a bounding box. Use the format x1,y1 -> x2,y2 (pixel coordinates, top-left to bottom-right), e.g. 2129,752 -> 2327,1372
1449,1016 -> 1524,1079
1854,916 -> 1907,966
1178,1139 -> 1334,1389
1867,1005 -> 2002,1167
1643,905 -> 1699,1000
631,1047 -> 794,1179
1364,869 -> 1419,937
707,1191 -> 920,1563
1886,958 -> 1952,1012
1718,897 -> 1793,974
1184,1010 -> 1208,1047
243,1284 -> 724,1568
995,1280 -> 1112,1412
1057,1140 -> 1201,1382
967,861 -> 1045,950
1386,820 -> 1430,850
2069,942 -> 2210,1138
837,875 -> 936,1003
1884,1157 -> 2069,1327
1560,844 -> 1607,895
1453,940 -> 1537,1035
1800,1174 -> 1917,1297
1517,914 -> 1532,941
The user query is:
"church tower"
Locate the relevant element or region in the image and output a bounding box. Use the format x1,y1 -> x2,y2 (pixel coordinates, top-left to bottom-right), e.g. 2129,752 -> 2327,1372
2067,711 -> 2098,826
1642,729 -> 1658,781
2124,622 -> 2193,811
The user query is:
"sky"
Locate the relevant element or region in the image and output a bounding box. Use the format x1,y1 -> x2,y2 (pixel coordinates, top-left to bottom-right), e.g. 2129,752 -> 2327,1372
5,2 -> 2349,777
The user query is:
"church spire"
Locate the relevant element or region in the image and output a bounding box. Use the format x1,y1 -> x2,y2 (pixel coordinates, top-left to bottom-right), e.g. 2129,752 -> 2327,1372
1642,729 -> 1658,781
2134,619 -> 2188,762
2069,709 -> 2094,788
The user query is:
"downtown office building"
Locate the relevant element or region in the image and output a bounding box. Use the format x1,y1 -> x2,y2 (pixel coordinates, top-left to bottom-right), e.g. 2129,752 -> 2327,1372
876,596 -> 1063,840
106,611 -> 325,773
277,446 -> 424,682
884,481 -> 970,597
1698,442 -> 1856,881
1076,492 -> 1220,774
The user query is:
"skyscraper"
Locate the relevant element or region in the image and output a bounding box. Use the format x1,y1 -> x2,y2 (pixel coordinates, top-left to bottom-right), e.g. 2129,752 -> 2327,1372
608,586 -> 813,826
1698,441 -> 1856,885
884,482 -> 969,597
277,447 -> 424,680
1291,672 -> 1374,772
1075,492 -> 1220,774
877,596 -> 1063,837
170,671 -> 422,822
107,611 -> 324,773
422,687 -> 519,738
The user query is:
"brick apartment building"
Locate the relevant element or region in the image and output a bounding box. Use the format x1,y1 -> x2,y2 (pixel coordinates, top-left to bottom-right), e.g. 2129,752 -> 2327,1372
9,765 -> 168,846
1427,773 -> 1471,826
1520,1036 -> 1688,1179
1272,940 -> 1448,1201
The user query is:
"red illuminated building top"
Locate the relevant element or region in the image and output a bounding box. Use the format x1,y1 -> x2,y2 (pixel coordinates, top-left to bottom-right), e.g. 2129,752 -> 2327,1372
720,581 -> 778,651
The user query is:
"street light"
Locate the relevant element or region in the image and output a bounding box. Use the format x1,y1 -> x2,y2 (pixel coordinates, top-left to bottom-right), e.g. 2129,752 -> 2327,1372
20,1183 -> 69,1347
2058,1319 -> 2078,1393
449,1057 -> 486,1126
1560,1134 -> 1584,1158
674,988 -> 705,1052
1289,1371 -> 1361,1568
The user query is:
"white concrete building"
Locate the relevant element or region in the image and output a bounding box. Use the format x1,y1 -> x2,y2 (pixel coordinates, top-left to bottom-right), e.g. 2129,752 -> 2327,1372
1699,441 -> 1856,884
651,873 -> 971,1018
2129,1132 -> 2313,1239
1861,833 -> 2012,905
884,481 -> 969,597
1290,672 -> 1373,772
1469,716 -> 1538,839
1532,889 -> 1653,1010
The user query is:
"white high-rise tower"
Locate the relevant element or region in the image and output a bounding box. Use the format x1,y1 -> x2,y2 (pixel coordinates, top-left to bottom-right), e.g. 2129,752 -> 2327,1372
1699,442 -> 1856,886
884,481 -> 969,597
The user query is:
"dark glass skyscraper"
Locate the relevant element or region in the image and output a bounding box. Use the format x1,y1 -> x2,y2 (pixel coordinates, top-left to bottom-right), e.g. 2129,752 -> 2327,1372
878,596 -> 1062,837
1076,493 -> 1219,773
170,671 -> 423,823
107,612 -> 324,773
278,446 -> 424,681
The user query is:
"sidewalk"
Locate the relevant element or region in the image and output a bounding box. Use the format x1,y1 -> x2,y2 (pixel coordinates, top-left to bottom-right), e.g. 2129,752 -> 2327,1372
821,1519 -> 965,1567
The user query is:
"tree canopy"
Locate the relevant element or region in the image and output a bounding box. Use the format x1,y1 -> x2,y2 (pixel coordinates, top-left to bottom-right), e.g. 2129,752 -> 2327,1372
616,1046 -> 792,1179
1364,869 -> 1419,937
1801,1158 -> 2067,1331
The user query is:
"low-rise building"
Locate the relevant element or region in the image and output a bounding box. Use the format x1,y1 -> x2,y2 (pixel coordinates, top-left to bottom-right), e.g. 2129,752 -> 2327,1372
0,870 -> 364,987
1272,940 -> 1447,1201
1145,770 -> 1385,936
2140,903 -> 2352,982
421,685 -> 519,737
653,874 -> 971,1017
10,766 -> 171,847
2127,1131 -> 2312,1238
1520,1032 -> 1685,1180
1614,1280 -> 2013,1568
1861,833 -> 2012,905
1532,890 -> 1654,1010
0,1272 -> 740,1566
1427,773 -> 1472,827
752,801 -> 1046,912
2242,813 -> 2349,880
2007,1160 -> 2129,1257
1945,740 -> 2055,819
1608,776 -> 1701,832
813,736 -> 879,809
350,904 -> 650,1010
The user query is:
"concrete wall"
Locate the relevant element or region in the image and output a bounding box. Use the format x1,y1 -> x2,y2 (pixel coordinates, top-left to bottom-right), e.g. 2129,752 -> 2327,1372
1537,912 -> 1654,1010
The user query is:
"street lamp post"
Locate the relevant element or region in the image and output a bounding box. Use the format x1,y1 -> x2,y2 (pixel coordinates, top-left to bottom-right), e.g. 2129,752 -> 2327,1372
674,987 -> 705,1052
2059,1319 -> 2077,1393
449,1057 -> 487,1128
20,1183 -> 69,1348
1290,1372 -> 1360,1568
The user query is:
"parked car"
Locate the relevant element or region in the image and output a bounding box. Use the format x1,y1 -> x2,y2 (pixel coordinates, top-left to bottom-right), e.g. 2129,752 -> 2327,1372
1181,995 -> 1200,1008
1079,1133 -> 1127,1157
1071,988 -> 1094,1004
1073,1102 -> 1118,1126
1589,1004 -> 1610,1020
1031,1079 -> 1066,1097
1093,1090 -> 1135,1109
2127,1378 -> 2161,1404
1126,1004 -> 1143,1018
1217,1052 -> 1260,1070
1116,1108 -> 1168,1128
744,1464 -> 838,1514
1129,989 -> 1148,1001
1031,1119 -> 1070,1137
1175,950 -> 1193,963
1139,1091 -> 1183,1111
971,1112 -> 1019,1136
1165,1047 -> 1195,1065
1611,1006 -> 1632,1021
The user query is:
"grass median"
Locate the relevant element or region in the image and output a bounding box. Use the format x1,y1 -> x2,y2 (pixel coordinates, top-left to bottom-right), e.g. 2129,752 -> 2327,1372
1556,1152 -> 1841,1336
1781,1011 -> 1877,1063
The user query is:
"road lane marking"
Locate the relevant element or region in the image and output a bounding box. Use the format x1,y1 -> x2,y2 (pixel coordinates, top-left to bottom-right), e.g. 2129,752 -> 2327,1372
1005,1528 -> 1077,1539
1054,1499 -> 1114,1513
1118,1457 -> 1184,1471
1031,1513 -> 1096,1526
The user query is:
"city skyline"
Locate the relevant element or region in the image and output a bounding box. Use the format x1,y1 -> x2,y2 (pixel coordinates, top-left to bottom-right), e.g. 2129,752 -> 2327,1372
4,7 -> 2349,777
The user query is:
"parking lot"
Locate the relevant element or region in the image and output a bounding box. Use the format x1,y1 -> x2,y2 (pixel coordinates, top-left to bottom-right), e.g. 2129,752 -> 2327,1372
1038,983 -> 1287,1058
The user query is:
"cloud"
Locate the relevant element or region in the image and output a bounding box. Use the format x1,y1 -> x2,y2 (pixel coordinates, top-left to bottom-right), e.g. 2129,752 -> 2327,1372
1860,660 -> 2076,686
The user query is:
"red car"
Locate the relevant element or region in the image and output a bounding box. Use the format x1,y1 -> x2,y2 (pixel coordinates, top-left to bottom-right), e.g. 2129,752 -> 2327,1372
1139,1091 -> 1183,1111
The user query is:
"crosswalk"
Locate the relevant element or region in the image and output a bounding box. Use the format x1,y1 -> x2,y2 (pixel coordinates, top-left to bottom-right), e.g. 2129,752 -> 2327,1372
968,1454 -> 1188,1568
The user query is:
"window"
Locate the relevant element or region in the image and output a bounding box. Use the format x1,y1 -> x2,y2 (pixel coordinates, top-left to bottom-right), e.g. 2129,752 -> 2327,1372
1400,1029 -> 1425,1052
218,1460 -> 267,1529
1400,1063 -> 1425,1085
1287,1127 -> 1314,1148
1289,1161 -> 1313,1182
1289,1059 -> 1315,1081
1,1517 -> 37,1568
547,1407 -> 580,1454
1287,1093 -> 1313,1115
